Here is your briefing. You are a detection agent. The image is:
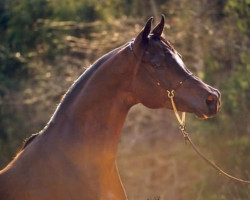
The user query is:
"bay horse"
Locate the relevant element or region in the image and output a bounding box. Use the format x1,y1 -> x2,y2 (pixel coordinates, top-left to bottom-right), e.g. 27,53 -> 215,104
0,16 -> 220,200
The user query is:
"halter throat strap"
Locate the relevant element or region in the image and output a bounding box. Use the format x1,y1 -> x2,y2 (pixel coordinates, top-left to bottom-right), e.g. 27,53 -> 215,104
129,39 -> 191,129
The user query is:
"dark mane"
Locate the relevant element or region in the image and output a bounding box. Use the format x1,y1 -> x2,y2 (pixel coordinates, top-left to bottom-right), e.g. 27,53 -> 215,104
55,45 -> 123,112
21,133 -> 40,150
160,36 -> 175,52
150,34 -> 176,52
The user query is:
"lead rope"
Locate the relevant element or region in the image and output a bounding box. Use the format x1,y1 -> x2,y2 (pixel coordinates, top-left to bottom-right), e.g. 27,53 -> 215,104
167,90 -> 250,184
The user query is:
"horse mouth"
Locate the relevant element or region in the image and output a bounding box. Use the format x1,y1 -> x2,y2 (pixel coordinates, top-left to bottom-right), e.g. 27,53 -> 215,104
195,110 -> 218,120
194,101 -> 221,120
197,114 -> 210,120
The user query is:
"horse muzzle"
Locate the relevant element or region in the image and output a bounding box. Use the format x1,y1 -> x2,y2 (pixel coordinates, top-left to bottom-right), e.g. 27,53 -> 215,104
200,89 -> 221,119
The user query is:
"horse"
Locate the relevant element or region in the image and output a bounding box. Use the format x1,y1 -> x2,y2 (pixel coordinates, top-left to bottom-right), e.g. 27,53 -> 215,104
0,16 -> 221,200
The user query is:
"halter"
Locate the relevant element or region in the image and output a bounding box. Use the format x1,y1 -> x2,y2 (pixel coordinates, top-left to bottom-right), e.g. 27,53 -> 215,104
129,39 -> 250,184
129,39 -> 192,130
165,72 -> 193,131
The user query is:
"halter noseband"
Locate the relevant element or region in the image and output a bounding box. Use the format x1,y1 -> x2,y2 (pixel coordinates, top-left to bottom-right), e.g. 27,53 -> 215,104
129,39 -> 193,129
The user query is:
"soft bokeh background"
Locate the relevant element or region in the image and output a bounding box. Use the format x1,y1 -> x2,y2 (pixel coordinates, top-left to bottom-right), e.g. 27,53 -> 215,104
0,0 -> 249,199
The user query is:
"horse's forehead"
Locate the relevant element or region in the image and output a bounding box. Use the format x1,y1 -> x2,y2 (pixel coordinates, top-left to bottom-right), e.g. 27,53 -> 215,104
148,37 -> 173,52
147,37 -> 188,71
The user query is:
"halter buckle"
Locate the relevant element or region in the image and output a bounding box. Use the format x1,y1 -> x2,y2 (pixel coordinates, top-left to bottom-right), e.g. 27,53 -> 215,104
179,125 -> 186,132
167,90 -> 174,98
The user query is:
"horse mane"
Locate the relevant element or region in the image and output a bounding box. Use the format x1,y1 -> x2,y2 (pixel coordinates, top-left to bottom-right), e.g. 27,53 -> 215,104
158,35 -> 180,56
21,133 -> 40,150
160,36 -> 175,52
56,45 -> 124,110
20,44 -> 127,150
150,34 -> 176,52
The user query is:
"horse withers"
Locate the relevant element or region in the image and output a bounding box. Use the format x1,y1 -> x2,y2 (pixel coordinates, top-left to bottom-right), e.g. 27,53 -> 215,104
0,16 -> 220,200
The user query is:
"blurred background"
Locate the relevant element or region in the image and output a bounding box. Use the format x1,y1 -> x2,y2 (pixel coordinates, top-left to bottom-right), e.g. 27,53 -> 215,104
0,0 -> 249,199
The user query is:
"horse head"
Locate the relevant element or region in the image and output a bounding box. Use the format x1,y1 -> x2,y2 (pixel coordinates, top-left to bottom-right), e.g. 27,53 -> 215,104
131,15 -> 221,119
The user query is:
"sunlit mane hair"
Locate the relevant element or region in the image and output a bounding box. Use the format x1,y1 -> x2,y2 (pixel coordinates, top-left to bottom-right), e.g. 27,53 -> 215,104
153,34 -> 182,58
150,34 -> 176,52
160,36 -> 176,52
161,36 -> 183,58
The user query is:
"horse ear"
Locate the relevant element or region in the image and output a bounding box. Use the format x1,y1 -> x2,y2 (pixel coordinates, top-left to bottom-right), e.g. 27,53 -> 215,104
151,15 -> 165,36
135,17 -> 153,44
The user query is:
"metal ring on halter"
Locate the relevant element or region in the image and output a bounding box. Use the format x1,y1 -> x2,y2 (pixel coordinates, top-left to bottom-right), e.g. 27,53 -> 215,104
167,90 -> 174,98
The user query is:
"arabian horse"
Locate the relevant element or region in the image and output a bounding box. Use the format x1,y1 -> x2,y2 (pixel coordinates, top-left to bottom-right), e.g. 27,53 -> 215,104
0,16 -> 220,200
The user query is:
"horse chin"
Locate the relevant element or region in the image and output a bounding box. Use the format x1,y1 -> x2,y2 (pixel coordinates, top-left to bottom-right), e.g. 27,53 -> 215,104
196,114 -> 209,120
195,112 -> 215,120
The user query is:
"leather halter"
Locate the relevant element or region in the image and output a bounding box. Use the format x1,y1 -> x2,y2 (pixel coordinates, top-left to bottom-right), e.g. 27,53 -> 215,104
129,39 -> 250,184
129,39 -> 192,92
129,39 -> 192,128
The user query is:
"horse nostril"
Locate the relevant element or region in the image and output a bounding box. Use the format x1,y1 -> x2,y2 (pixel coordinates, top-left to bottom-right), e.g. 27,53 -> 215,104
206,94 -> 216,107
205,90 -> 221,114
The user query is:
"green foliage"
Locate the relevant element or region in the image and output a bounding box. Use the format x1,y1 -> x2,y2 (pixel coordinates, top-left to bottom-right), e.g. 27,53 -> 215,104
0,48 -> 26,85
194,1 -> 250,198
223,52 -> 249,114
2,0 -> 51,53
50,0 -> 105,22
203,0 -> 249,136
225,0 -> 250,33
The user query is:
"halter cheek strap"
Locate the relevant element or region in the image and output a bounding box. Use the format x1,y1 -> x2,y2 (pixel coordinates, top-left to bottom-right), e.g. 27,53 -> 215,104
129,39 -> 191,130
165,72 -> 193,130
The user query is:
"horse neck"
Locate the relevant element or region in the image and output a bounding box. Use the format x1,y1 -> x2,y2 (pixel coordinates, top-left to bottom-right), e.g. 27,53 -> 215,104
45,45 -> 136,161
